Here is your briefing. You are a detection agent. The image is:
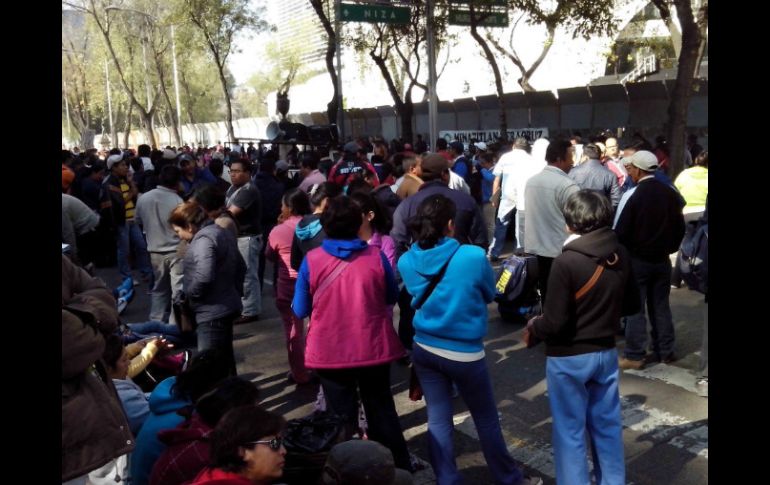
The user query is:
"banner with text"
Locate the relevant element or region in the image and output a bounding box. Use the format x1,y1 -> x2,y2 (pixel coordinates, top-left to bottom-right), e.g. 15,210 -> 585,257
439,128 -> 549,145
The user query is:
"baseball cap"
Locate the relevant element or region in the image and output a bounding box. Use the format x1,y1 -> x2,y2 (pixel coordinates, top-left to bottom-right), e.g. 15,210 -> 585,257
343,141 -> 360,154
106,154 -> 124,170
321,440 -> 412,485
162,148 -> 178,160
626,150 -> 658,171
475,142 -> 487,151
449,141 -> 465,153
276,160 -> 289,172
419,154 -> 449,178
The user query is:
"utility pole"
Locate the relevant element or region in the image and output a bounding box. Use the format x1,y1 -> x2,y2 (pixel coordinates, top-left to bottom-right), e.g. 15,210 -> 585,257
105,58 -> 115,148
63,79 -> 72,139
427,0 -> 438,151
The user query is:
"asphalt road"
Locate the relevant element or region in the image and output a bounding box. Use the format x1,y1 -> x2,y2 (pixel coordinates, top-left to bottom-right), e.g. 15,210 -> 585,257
97,254 -> 707,485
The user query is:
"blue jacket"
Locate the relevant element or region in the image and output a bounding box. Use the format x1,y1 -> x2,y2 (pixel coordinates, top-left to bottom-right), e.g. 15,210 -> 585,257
131,377 -> 191,485
398,237 -> 495,353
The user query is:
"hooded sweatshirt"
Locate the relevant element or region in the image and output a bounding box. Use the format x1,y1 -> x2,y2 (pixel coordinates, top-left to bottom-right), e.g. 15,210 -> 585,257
150,413 -> 212,485
187,468 -> 252,485
398,237 -> 495,353
290,214 -> 326,271
531,227 -> 641,357
131,377 -> 192,485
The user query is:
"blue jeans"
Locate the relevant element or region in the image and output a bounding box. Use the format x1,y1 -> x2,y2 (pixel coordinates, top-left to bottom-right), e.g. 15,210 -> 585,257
116,221 -> 152,280
197,313 -> 238,376
490,208 -> 514,258
623,258 -> 675,361
237,235 -> 262,317
412,345 -> 524,485
546,349 -> 625,485
124,321 -> 193,347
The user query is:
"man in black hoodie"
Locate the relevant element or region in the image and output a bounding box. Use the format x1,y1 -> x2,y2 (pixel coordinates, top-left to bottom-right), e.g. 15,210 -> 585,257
528,190 -> 639,485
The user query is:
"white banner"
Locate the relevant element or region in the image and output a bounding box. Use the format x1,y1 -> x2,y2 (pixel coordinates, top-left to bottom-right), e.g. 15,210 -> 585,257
439,128 -> 549,145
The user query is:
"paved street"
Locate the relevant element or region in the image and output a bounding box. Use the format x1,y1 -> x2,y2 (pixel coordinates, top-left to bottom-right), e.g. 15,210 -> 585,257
99,256 -> 707,485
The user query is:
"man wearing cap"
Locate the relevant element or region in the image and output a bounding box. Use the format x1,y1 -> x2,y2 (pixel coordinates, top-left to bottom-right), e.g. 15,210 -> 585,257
103,154 -> 153,283
391,154 -> 488,349
178,153 -> 216,200
449,141 -> 473,185
134,165 -> 184,322
523,139 -> 579,305
328,141 -> 380,187
226,159 -> 264,323
615,150 -> 685,370
489,137 -> 540,260
567,143 -> 621,210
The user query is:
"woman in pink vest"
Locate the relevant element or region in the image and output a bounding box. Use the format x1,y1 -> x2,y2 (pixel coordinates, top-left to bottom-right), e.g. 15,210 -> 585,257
266,189 -> 313,385
292,196 -> 411,472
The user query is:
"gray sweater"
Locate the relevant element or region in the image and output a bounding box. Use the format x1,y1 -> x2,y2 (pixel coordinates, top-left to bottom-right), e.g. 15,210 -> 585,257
183,220 -> 246,322
134,186 -> 183,253
568,158 -> 621,208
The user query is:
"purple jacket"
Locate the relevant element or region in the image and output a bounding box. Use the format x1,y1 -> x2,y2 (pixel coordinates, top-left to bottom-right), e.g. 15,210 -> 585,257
369,232 -> 396,270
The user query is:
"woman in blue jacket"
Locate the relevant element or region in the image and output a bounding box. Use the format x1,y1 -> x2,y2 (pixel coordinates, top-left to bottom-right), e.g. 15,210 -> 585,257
398,195 -> 540,485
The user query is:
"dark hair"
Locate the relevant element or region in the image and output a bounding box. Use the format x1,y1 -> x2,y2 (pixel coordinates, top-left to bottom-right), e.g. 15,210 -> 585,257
583,144 -> 601,160
259,159 -> 275,173
109,148 -> 122,156
159,165 -> 182,188
193,184 -> 226,212
545,139 -> 573,164
320,196 -> 362,239
436,138 -> 448,150
129,157 -> 144,172
195,377 -> 260,428
479,152 -> 495,165
230,160 -> 253,173
408,194 -> 456,249
300,151 -> 319,170
694,150 -> 708,167
282,188 -> 311,216
103,334 -> 125,370
209,158 -> 224,177
350,192 -> 392,234
346,177 -> 372,195
138,144 -> 152,157
168,200 -> 208,230
172,348 -> 231,402
563,190 -> 613,235
310,182 -> 343,209
210,405 -> 286,474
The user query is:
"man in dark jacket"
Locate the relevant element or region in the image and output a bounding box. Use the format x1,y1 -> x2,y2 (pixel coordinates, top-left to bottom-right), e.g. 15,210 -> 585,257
614,150 -> 685,370
62,255 -> 134,482
253,159 -> 285,289
568,143 -> 621,210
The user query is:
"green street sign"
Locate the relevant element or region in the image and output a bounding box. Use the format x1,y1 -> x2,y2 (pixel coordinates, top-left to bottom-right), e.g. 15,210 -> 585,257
449,0 -> 507,5
339,3 -> 410,24
448,9 -> 509,27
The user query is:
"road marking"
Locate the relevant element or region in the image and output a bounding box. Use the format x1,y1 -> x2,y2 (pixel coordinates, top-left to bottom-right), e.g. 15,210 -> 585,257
624,362 -> 700,394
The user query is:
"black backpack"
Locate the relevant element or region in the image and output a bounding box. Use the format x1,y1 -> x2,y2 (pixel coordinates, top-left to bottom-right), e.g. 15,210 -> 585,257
677,207 -> 708,294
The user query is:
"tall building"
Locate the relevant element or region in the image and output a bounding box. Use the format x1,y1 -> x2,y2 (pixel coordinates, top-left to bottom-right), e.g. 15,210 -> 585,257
266,0 -> 327,66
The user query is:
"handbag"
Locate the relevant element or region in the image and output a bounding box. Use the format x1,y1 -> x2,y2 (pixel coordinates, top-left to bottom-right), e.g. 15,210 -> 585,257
172,292 -> 197,333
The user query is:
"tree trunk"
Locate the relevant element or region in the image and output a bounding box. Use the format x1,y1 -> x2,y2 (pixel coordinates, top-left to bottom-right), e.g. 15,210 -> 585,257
214,58 -> 235,142
370,50 -> 410,143
139,106 -> 157,148
470,10 -> 507,140
123,100 -> 133,149
157,65 -> 182,146
664,0 -> 707,179
309,0 -> 339,126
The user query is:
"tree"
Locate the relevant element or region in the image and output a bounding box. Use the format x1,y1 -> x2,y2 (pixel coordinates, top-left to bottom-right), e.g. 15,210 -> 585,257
652,0 -> 708,178
309,0 -> 340,126
466,0 -> 615,140
181,0 -> 269,143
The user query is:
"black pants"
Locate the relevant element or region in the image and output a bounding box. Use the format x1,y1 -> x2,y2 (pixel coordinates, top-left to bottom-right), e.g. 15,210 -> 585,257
536,256 -> 554,307
397,286 -> 415,350
316,364 -> 412,471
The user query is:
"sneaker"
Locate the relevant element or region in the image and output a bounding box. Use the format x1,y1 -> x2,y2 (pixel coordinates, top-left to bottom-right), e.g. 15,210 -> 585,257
661,352 -> 678,364
520,475 -> 543,485
233,314 -> 260,325
117,296 -> 129,314
695,378 -> 708,397
618,357 -> 644,370
488,255 -> 501,263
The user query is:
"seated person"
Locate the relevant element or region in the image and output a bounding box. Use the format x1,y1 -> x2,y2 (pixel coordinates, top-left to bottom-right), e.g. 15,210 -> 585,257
189,404 -> 286,485
150,377 -> 260,485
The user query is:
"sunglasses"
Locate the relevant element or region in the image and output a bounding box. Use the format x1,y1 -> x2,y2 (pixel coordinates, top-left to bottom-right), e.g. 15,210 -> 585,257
244,437 -> 284,451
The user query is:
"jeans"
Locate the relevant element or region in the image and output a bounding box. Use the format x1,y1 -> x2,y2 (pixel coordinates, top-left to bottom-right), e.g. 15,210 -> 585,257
116,221 -> 152,280
316,364 -> 412,471
546,349 -> 625,485
237,234 -> 262,317
149,252 -> 184,323
412,345 -> 524,485
482,202 -> 496,246
197,313 -> 238,376
489,208 -> 515,258
397,286 -> 415,350
698,301 -> 708,378
623,258 -> 676,361
125,321 -> 193,348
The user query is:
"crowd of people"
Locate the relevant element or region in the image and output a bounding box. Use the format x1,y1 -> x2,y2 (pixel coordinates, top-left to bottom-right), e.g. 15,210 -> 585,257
62,130 -> 707,485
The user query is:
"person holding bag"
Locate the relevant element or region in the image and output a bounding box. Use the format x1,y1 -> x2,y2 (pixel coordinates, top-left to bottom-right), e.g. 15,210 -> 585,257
397,194 -> 540,485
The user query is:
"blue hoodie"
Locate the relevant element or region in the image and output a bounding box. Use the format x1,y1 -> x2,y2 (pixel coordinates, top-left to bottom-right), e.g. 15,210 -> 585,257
293,238 -> 398,318
398,237 -> 495,353
131,376 -> 191,485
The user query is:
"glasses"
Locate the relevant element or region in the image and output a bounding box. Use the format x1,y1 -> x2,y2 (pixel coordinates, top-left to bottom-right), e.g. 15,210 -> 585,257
230,169 -> 245,174
244,437 -> 284,451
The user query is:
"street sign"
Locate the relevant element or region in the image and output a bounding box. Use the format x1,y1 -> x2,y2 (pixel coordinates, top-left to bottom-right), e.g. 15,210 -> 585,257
339,3 -> 410,24
448,9 -> 509,27
449,0 -> 507,5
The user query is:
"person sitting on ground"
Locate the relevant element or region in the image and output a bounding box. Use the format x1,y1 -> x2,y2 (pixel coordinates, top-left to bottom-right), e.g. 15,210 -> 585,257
189,404 -> 287,485
130,349 -> 232,485
321,440 -> 413,485
150,377 -> 261,485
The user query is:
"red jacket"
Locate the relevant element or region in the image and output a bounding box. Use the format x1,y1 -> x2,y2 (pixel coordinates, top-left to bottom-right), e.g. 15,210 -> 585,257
187,468 -> 252,485
150,414 -> 212,485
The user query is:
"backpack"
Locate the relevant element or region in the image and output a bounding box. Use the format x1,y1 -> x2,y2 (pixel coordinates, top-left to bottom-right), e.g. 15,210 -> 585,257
677,211 -> 708,294
495,254 -> 529,302
468,163 -> 483,205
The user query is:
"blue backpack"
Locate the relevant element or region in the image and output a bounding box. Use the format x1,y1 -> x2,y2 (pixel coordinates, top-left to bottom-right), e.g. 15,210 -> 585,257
495,254 -> 528,302
677,210 -> 708,294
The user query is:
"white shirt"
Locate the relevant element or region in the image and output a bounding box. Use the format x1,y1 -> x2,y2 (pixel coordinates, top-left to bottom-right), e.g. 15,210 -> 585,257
493,148 -> 544,220
447,170 -> 470,194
